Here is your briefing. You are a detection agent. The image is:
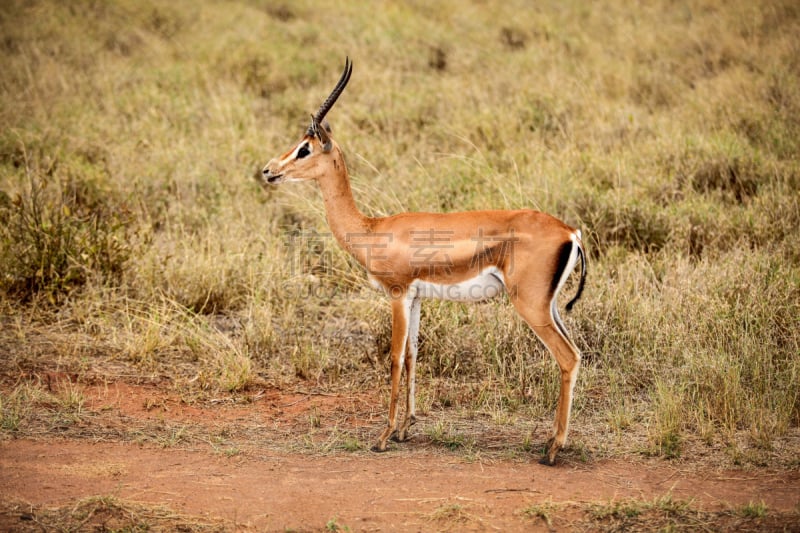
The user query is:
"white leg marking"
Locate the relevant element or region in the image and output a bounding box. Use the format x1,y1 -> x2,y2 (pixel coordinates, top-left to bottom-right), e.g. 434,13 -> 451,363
407,297 -> 421,417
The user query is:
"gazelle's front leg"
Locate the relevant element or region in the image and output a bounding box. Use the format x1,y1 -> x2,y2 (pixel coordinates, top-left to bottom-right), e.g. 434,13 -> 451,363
395,296 -> 421,442
372,294 -> 413,452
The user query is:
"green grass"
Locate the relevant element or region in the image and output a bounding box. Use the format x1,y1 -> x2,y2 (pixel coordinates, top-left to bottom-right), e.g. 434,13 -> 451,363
426,419 -> 476,451
1,0 -> 799,466
740,501 -> 769,519
325,516 -> 351,532
523,501 -> 557,527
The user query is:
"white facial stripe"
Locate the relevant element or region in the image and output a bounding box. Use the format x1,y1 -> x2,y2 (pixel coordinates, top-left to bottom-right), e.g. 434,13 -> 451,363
279,141 -> 312,165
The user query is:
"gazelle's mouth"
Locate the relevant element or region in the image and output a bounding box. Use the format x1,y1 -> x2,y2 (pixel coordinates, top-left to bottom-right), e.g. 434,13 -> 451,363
264,172 -> 283,184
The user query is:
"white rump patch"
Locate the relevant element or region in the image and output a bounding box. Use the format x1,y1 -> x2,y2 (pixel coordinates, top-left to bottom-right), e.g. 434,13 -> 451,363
550,232 -> 582,351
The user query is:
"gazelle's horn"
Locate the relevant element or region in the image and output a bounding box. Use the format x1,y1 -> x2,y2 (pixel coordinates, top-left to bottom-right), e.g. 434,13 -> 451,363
306,57 -> 352,136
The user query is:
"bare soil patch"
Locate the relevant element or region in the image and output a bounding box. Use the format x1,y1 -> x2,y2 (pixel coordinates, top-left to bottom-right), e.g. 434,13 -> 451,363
1,381 -> 798,531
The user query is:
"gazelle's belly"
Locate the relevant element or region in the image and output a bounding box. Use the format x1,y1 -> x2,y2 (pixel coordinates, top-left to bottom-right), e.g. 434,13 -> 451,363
410,267 -> 505,302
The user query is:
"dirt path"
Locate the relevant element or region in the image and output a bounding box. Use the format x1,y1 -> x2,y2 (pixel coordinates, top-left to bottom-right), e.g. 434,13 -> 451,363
1,380 -> 799,531
2,439 -> 798,531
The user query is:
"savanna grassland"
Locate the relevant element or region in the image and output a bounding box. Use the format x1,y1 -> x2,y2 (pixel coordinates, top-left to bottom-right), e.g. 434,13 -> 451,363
1,0 -> 799,529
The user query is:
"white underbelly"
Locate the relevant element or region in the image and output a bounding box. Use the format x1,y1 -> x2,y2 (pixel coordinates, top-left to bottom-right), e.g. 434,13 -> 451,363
410,267 -> 505,302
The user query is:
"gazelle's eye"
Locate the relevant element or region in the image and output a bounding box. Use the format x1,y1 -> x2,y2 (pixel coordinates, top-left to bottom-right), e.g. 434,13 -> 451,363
296,144 -> 311,159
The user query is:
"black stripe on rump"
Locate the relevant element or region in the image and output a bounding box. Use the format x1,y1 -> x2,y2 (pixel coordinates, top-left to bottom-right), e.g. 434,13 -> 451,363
550,240 -> 573,298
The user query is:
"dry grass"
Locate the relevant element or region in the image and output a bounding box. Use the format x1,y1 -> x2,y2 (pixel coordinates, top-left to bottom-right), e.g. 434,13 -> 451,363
0,496 -> 224,532
1,0 -> 799,469
2,495 -> 797,532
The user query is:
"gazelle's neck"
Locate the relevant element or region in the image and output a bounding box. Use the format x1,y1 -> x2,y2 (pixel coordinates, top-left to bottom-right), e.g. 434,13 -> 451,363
316,146 -> 371,252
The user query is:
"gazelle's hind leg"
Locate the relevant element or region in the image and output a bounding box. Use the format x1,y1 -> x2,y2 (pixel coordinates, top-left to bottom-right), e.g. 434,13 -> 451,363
395,296 -> 421,442
511,296 -> 581,466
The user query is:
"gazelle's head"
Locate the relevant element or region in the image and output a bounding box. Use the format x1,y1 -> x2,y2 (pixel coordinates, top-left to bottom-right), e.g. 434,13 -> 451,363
261,58 -> 352,185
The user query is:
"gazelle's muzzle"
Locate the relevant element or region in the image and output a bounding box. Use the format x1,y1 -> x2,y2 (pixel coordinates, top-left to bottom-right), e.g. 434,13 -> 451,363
262,163 -> 283,185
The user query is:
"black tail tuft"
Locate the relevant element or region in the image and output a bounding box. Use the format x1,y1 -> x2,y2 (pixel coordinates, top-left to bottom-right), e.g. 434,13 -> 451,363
565,244 -> 586,312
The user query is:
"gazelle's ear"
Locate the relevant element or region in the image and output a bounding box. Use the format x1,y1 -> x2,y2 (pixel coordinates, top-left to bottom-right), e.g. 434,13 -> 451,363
317,120 -> 333,153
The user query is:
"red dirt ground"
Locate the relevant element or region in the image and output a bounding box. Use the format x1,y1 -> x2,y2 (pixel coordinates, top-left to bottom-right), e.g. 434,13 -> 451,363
1,381 -> 799,531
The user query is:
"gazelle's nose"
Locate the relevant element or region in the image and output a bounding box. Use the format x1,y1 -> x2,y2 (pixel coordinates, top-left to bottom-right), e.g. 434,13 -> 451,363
261,166 -> 284,184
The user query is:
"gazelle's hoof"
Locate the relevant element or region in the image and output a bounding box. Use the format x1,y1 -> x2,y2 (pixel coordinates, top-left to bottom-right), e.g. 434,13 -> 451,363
370,443 -> 389,453
390,432 -> 410,443
539,437 -> 560,466
538,455 -> 556,466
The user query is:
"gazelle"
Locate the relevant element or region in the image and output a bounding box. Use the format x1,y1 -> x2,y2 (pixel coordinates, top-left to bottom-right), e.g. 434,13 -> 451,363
261,58 -> 587,465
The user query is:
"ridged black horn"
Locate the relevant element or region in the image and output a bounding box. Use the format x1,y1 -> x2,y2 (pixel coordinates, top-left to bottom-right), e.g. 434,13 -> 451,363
307,57 -> 352,136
